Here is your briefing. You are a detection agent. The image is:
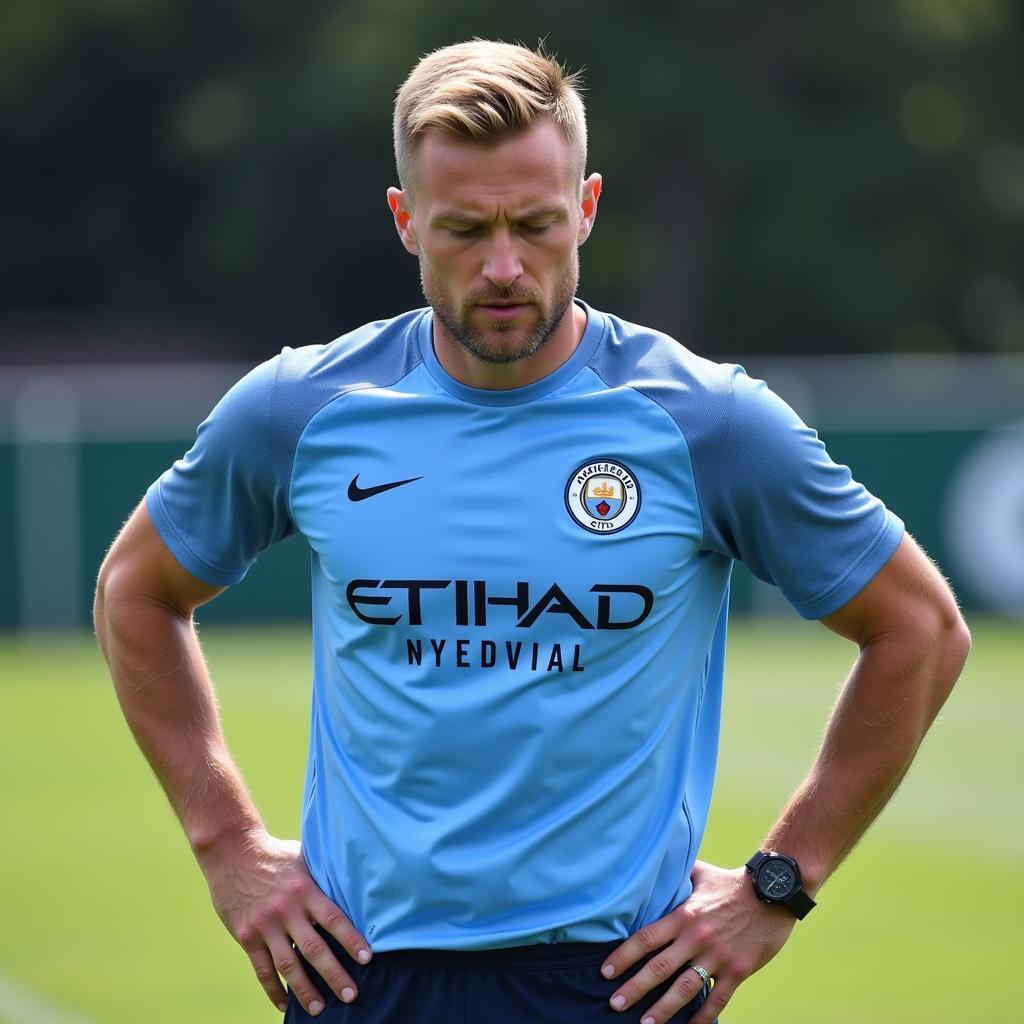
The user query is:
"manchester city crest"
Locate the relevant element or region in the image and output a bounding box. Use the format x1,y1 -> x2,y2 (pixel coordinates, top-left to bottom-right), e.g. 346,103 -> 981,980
565,459 -> 641,534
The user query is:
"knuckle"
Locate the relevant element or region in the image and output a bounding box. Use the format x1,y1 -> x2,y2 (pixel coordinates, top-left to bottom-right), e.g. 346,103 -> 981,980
671,903 -> 696,927
672,971 -> 697,995
288,875 -> 311,898
253,963 -> 277,983
320,905 -> 347,932
692,921 -> 714,946
636,924 -> 661,951
236,924 -> 256,947
298,937 -> 326,960
648,954 -> 676,982
268,896 -> 290,918
323,967 -> 349,991
274,953 -> 298,974
707,942 -> 728,964
729,955 -> 754,978
708,987 -> 732,1011
249,910 -> 270,932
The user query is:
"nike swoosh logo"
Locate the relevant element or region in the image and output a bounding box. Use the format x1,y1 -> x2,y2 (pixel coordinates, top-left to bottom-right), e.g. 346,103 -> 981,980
347,473 -> 424,502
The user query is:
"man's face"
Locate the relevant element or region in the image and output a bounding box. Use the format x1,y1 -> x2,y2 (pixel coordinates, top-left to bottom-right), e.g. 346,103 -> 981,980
389,119 -> 599,366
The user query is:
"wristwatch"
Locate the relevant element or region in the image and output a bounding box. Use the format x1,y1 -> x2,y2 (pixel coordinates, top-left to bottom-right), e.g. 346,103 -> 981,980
745,850 -> 816,920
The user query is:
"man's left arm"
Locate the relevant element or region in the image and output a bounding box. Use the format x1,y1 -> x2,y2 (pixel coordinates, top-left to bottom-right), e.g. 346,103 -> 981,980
600,533 -> 971,1024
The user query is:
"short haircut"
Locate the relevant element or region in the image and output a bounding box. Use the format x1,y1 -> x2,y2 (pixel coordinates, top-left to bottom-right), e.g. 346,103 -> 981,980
393,39 -> 587,194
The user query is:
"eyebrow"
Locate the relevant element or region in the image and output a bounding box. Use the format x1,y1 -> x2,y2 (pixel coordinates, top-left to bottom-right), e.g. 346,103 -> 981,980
517,206 -> 568,222
430,206 -> 568,226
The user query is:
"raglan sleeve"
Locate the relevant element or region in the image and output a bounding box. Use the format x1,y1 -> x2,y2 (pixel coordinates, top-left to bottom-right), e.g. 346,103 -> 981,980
696,366 -> 905,619
145,355 -> 297,587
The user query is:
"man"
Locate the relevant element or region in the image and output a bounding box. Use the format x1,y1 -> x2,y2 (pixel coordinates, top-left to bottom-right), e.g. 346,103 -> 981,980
94,40 -> 970,1024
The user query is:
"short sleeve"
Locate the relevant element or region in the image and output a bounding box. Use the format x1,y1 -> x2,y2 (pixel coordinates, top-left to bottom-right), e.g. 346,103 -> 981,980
146,355 -> 296,586
696,368 -> 904,619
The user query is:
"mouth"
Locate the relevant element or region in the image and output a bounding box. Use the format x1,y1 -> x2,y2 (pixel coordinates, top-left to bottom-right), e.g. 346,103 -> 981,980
478,302 -> 530,319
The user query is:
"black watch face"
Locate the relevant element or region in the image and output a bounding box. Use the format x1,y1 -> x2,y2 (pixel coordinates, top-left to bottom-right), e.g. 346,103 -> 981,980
759,858 -> 797,900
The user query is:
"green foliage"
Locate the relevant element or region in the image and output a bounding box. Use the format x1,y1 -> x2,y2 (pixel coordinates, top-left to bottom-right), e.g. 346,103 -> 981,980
3,1 -> 1022,355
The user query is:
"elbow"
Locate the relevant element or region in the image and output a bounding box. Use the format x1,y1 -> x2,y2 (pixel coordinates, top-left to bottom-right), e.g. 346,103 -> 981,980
932,580 -> 971,668
93,553 -> 110,636
93,550 -> 123,651
945,607 -> 972,676
93,547 -> 151,650
920,593 -> 971,710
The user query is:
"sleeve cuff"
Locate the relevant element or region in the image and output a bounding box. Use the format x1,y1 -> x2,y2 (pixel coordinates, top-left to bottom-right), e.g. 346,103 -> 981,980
145,483 -> 249,588
792,511 -> 906,620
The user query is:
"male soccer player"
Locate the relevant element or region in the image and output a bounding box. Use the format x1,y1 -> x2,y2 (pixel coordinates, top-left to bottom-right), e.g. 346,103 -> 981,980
95,40 -> 970,1024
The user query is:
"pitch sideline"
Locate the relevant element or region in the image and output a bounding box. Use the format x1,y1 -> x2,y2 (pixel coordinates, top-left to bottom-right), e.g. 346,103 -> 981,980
0,973 -> 96,1024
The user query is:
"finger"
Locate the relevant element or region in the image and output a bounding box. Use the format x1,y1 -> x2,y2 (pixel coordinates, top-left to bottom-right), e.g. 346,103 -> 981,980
633,965 -> 712,1023
607,945 -> 690,1012
290,919 -> 359,1005
687,975 -> 737,1024
245,944 -> 290,1013
266,931 -> 327,1016
600,912 -> 681,979
307,889 -> 373,965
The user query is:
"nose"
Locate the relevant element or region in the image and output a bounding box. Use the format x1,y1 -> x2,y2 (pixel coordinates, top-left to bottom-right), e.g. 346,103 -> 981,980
482,230 -> 523,289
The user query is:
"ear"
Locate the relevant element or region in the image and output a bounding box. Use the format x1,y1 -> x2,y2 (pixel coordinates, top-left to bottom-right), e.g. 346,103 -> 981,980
387,187 -> 419,255
577,173 -> 602,245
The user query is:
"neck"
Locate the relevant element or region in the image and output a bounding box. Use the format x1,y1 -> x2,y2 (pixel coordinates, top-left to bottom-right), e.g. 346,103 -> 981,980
432,301 -> 587,391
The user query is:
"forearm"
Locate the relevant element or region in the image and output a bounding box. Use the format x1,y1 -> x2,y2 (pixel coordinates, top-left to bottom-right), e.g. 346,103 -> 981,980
763,612 -> 970,893
95,582 -> 263,858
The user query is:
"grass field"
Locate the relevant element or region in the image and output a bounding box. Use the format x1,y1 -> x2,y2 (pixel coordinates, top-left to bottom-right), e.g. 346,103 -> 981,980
0,618 -> 1019,1023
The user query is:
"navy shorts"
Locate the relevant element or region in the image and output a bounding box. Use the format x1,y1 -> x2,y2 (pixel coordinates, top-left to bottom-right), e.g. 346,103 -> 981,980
284,931 -> 711,1024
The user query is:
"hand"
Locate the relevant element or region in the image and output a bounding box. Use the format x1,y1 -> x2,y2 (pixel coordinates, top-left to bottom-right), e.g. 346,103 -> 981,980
600,860 -> 797,1024
199,829 -> 372,1016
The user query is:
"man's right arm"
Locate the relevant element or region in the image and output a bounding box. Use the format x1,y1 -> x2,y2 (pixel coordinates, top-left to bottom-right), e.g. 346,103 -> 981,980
94,501 -> 372,1016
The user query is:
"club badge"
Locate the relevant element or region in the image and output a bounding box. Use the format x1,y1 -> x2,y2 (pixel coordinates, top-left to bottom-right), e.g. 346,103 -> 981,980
565,459 -> 641,534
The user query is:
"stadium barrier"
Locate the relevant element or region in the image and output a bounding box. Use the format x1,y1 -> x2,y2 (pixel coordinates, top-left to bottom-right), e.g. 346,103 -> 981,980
1,354 -> 1021,630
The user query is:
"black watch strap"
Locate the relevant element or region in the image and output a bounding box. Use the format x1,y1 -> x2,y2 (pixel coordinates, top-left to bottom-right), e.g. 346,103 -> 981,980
786,887 -> 816,920
745,851 -> 768,873
745,850 -> 816,920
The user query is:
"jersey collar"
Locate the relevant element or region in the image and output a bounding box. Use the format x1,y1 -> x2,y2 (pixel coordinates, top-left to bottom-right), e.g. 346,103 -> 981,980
416,299 -> 605,407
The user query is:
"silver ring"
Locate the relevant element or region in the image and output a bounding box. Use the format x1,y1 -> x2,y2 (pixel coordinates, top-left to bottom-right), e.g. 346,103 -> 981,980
689,964 -> 712,985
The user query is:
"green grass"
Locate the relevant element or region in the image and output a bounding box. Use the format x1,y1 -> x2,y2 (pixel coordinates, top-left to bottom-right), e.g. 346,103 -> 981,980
0,618 -> 1019,1023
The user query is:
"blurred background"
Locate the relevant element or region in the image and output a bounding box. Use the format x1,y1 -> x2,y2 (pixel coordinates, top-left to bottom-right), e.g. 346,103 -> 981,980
2,0 -> 1023,626
1,1 -> 1021,1022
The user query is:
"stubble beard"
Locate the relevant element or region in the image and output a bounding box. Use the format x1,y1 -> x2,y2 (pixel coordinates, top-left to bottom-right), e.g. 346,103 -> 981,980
421,249 -> 580,366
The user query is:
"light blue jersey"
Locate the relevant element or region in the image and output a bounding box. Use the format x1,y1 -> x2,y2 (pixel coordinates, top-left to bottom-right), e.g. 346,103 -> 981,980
147,302 -> 903,951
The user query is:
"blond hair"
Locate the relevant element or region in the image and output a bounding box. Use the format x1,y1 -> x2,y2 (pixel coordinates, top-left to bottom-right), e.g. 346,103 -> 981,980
393,40 -> 587,193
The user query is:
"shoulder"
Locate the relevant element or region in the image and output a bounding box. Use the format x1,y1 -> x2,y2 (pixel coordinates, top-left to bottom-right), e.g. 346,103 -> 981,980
224,308 -> 427,444
178,308 -> 428,479
273,308 -> 427,400
585,305 -> 742,441
144,310 -> 429,585
585,305 -> 808,445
